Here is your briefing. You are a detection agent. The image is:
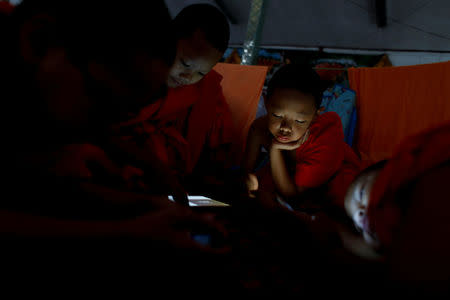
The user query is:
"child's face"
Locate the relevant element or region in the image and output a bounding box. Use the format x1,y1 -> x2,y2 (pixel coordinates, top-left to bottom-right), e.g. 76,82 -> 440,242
167,29 -> 223,88
344,170 -> 380,233
266,88 -> 318,143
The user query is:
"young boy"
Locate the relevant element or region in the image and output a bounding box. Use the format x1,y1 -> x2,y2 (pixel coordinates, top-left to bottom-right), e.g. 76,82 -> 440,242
112,4 -> 234,197
343,160 -> 386,250
243,64 -> 361,211
341,121 -> 450,293
344,120 -> 450,253
1,0 -> 229,252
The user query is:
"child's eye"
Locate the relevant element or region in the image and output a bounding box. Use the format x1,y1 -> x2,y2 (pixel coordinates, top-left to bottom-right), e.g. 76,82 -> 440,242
295,120 -> 306,124
272,113 -> 282,118
359,183 -> 366,201
181,59 -> 190,67
198,72 -> 205,76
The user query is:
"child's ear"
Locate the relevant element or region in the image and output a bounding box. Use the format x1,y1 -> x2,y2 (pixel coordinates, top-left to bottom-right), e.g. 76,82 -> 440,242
20,14 -> 58,64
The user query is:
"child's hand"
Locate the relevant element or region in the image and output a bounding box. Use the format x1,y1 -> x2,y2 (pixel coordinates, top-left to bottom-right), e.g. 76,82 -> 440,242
167,178 -> 189,206
271,138 -> 303,151
121,165 -> 150,191
245,173 -> 259,198
51,143 -> 121,179
271,130 -> 309,151
124,205 -> 230,254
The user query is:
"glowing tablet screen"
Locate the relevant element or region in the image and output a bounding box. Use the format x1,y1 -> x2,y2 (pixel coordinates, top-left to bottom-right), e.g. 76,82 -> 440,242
168,195 -> 230,207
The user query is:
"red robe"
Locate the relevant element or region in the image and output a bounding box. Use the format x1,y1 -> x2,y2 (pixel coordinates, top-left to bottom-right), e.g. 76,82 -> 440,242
0,2 -> 14,15
368,120 -> 450,248
259,112 -> 361,208
115,69 -> 234,175
294,112 -> 361,207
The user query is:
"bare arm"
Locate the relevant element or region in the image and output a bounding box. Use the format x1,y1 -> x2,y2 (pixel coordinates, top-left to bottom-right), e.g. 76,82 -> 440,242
242,118 -> 267,196
270,147 -> 305,198
106,137 -> 188,205
242,120 -> 265,173
269,130 -> 310,199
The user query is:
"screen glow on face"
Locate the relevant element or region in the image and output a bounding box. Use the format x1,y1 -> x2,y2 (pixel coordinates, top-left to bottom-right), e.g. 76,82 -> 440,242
168,195 -> 230,207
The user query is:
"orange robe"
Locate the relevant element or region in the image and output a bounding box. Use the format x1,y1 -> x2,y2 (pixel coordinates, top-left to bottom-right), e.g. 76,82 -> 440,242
368,120 -> 450,248
258,112 -> 361,208
0,2 -> 14,15
115,69 -> 234,176
293,113 -> 361,208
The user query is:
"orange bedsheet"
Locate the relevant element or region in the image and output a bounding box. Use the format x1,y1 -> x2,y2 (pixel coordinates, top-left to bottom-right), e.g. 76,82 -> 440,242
348,61 -> 450,167
213,63 -> 268,163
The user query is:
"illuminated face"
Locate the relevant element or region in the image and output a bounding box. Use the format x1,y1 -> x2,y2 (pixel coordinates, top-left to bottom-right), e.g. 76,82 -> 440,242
167,29 -> 223,88
344,170 -> 380,233
266,88 -> 318,143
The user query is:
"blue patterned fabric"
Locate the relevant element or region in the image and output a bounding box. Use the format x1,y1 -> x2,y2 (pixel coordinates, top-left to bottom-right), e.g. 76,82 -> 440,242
346,107 -> 357,147
321,84 -> 357,146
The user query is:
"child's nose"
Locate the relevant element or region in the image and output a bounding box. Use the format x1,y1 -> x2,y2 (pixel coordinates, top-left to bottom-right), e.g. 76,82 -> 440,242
180,72 -> 192,81
280,120 -> 292,131
279,126 -> 292,135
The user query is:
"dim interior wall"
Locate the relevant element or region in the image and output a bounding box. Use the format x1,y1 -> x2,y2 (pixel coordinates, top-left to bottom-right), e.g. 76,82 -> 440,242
7,0 -> 448,66
255,45 -> 450,67
166,0 -> 450,52
386,52 -> 450,66
321,47 -> 450,66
